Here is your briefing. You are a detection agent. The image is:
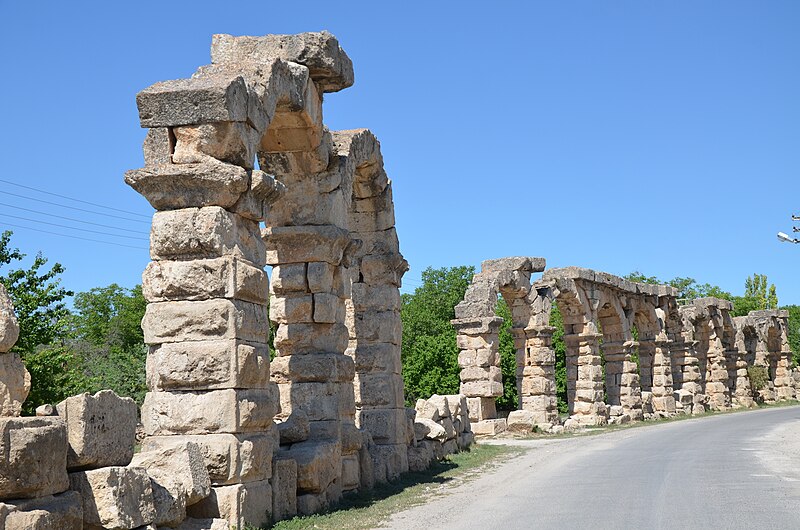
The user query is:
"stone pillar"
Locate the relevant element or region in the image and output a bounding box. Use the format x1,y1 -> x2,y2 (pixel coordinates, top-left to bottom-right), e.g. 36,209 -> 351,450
678,341 -> 705,414
517,326 -> 558,425
638,338 -> 655,391
603,341 -> 642,421
650,336 -> 676,414
453,317 -> 504,426
0,283 -> 28,417
774,348 -> 796,401
704,333 -> 731,411
732,349 -> 755,408
565,332 -> 607,426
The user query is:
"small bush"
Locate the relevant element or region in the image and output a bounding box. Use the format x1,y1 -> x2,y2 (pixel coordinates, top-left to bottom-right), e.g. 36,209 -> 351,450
747,365 -> 769,396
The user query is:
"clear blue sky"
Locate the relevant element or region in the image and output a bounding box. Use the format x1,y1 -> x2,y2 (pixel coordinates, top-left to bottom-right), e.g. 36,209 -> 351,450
1,1 -> 798,303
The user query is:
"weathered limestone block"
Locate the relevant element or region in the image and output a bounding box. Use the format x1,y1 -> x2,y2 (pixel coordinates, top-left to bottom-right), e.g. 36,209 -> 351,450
125,159 -> 249,211
277,411 -> 310,444
356,408 -> 407,445
273,322 -> 349,356
0,417 -> 68,500
145,300 -> 267,348
231,170 -> 286,222
137,74 -> 249,128
506,410 -> 537,433
270,263 -> 308,293
143,257 -> 268,304
341,453 -> 360,491
0,352 -> 30,416
186,480 -> 271,529
130,441 -> 211,506
142,432 -> 275,486
414,399 -> 440,422
280,440 -> 340,494
263,225 -> 351,266
0,491 -> 82,530
350,284 -> 402,312
35,403 -> 55,416
359,252 -> 407,287
353,372 -> 404,408
69,466 -> 156,529
147,339 -> 270,391
460,379 -> 503,398
271,353 -> 354,384
147,474 -> 187,528
407,442 -> 434,472
414,418 -> 446,442
347,310 -> 402,345
56,390 -> 137,470
211,31 -> 354,93
172,122 -> 260,169
271,457 -> 297,522
0,283 -> 19,352
278,381 -> 352,422
466,397 -> 497,422
458,431 -> 475,451
346,342 -> 402,374
369,443 -> 408,483
313,292 -> 345,323
142,127 -> 172,166
471,419 -> 507,436
141,387 -> 279,435
150,206 -> 265,266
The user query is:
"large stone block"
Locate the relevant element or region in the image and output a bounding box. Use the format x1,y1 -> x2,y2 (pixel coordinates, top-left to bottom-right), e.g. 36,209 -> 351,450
150,206 -> 265,266
414,418 -> 446,442
130,441 -> 211,506
56,390 -> 137,470
460,380 -> 503,398
263,225 -> 351,266
278,381 -> 352,421
281,439 -> 340,494
341,453 -> 360,491
0,283 -> 19,352
353,372 -> 404,408
0,491 -> 82,530
0,352 -> 30,416
143,256 -> 268,304
141,387 -> 279,435
407,442 -> 435,472
346,342 -> 402,374
277,411 -> 310,444
349,284 -> 402,312
359,251 -> 406,287
356,408 -> 407,445
137,74 -> 249,128
506,410 -> 537,433
347,310 -> 402,345
271,457 -> 297,522
269,293 -> 314,324
211,32 -> 354,93
186,480 -> 272,529
142,299 -> 268,344
270,263 -> 309,293
0,417 -> 68,500
69,466 -> 156,529
369,443 -> 408,484
172,121 -> 260,169
125,159 -> 249,211
271,352 -> 354,384
147,339 -> 270,391
142,431 -> 275,486
273,322 -> 349,356
175,518 -> 231,530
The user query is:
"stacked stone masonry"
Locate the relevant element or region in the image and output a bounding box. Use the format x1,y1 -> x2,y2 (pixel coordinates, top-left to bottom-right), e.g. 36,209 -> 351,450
455,259 -> 799,435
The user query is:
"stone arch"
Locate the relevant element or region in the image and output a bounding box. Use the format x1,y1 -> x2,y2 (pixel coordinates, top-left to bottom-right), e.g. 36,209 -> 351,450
452,257 -> 547,429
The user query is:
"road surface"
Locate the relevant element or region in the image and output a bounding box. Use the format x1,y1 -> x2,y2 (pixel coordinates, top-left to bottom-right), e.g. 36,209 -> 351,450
385,406 -> 800,529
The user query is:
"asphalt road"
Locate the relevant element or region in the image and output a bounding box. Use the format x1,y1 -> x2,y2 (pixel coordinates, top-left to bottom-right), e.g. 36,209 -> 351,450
385,406 -> 800,529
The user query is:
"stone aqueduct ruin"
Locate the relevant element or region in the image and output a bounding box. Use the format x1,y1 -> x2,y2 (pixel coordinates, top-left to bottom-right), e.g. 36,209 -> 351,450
0,31 -> 797,529
455,258 -> 796,434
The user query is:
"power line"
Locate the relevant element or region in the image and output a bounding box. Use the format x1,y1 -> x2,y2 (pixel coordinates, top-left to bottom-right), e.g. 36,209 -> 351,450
1,222 -> 149,250
0,189 -> 151,224
0,202 -> 148,235
0,177 -> 151,219
0,213 -> 149,241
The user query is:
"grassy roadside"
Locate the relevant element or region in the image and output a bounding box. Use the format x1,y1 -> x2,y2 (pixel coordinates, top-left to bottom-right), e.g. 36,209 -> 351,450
269,443 -> 524,530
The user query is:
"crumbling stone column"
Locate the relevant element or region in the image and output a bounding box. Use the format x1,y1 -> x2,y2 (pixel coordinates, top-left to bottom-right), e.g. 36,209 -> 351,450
705,329 -> 732,411
565,331 -> 607,426
453,316 -> 504,424
650,335 -> 677,414
638,338 -> 655,392
517,325 -> 559,425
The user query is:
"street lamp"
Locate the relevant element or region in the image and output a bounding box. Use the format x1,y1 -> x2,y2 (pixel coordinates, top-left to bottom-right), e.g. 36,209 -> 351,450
777,232 -> 800,244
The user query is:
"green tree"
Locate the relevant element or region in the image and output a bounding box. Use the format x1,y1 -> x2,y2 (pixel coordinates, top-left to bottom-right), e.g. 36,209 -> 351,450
0,231 -> 85,413
732,273 -> 778,317
495,298 -> 516,410
782,305 -> 800,367
550,303 -> 568,413
71,284 -> 147,404
401,266 -> 475,403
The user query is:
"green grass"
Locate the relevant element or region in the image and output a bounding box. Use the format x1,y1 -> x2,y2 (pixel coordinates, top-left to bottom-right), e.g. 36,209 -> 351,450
268,443 -> 523,530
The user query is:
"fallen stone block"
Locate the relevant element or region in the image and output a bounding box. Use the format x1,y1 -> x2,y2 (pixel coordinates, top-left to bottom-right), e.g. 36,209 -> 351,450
471,419 -> 507,436
129,441 -> 211,506
69,466 -> 156,529
353,372 -> 404,408
414,418 -> 446,442
356,408 -> 407,445
147,339 -> 271,391
458,431 -> 475,450
341,453 -> 360,491
369,443 -> 408,483
0,417 -> 68,500
442,438 -> 458,456
141,387 -> 279,435
281,440 -> 340,494
0,490 -> 82,530
0,352 -> 30,416
296,491 -> 328,516
277,411 -> 310,444
142,431 -> 275,486
271,457 -> 297,522
407,442 -> 434,472
506,410 -> 537,433
56,390 -> 137,470
186,480 -> 271,529
175,517 -> 231,530
147,474 -> 187,528
414,398 -> 440,422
